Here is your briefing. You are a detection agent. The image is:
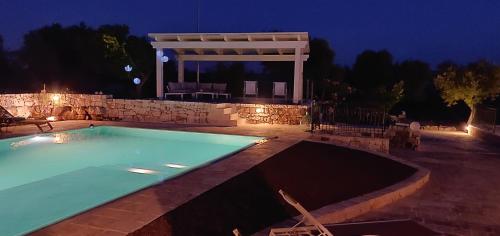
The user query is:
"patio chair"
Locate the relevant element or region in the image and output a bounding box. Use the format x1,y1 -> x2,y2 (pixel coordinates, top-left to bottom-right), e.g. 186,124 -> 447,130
0,106 -> 53,133
269,190 -> 334,236
272,82 -> 287,99
213,83 -> 231,99
243,81 -> 258,97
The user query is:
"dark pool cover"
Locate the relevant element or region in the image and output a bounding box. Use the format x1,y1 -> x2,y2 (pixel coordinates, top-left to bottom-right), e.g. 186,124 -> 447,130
132,141 -> 417,236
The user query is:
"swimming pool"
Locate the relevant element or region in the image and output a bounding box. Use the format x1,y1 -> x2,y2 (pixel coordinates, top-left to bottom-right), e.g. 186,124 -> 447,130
0,126 -> 262,235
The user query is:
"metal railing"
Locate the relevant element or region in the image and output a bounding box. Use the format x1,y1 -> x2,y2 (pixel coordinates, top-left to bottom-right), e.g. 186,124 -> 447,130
310,101 -> 388,137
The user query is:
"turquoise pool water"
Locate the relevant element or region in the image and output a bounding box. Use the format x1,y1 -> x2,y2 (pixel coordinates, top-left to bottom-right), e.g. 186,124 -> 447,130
0,126 -> 262,235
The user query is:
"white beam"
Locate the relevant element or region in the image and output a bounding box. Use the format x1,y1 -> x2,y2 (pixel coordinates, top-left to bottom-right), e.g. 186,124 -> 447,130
178,54 -> 309,61
177,59 -> 184,82
150,41 -> 308,49
293,47 -> 304,103
156,50 -> 164,99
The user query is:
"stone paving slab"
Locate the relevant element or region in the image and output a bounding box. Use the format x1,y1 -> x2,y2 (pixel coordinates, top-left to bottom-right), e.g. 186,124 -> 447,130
352,131 -> 500,236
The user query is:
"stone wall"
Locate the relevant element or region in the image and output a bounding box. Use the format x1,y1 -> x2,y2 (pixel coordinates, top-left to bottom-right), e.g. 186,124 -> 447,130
0,93 -> 109,119
0,93 -> 234,126
0,93 -> 309,126
310,134 -> 390,153
233,103 -> 308,125
106,99 -> 231,125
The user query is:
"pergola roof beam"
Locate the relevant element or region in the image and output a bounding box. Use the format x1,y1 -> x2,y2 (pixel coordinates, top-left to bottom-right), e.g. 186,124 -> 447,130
178,54 -> 309,62
150,41 -> 308,49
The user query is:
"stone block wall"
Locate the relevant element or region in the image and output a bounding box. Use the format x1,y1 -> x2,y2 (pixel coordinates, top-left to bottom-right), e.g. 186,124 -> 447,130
234,103 -> 308,125
310,134 -> 390,153
0,93 -> 309,126
0,93 -> 234,125
105,99 -> 229,125
0,93 -> 110,119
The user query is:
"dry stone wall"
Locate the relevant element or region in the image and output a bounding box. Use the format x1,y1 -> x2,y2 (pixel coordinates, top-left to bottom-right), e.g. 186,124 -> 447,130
234,103 -> 308,125
106,99 -> 227,124
0,93 -> 309,126
310,134 -> 390,154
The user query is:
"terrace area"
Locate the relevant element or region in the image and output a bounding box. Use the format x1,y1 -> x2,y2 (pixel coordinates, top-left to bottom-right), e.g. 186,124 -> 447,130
0,120 -> 499,235
0,17 -> 498,236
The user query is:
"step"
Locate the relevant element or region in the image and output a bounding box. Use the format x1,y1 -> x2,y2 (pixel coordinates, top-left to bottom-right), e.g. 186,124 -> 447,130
208,119 -> 237,127
222,107 -> 233,115
230,113 -> 239,121
215,103 -> 231,109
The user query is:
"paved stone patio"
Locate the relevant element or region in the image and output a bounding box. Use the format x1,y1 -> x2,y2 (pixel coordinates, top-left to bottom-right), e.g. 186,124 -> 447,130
353,131 -> 500,236
1,121 -> 499,235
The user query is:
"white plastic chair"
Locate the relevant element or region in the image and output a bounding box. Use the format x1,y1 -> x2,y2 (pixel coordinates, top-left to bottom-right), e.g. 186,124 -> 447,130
244,81 -> 258,97
273,82 -> 287,99
269,190 -> 334,236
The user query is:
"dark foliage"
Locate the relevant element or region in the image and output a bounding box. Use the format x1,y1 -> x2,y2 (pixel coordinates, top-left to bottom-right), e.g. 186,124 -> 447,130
0,23 -> 497,122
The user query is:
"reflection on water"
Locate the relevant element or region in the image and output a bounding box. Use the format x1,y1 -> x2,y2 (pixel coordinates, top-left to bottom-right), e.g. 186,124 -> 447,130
10,132 -> 87,149
165,163 -> 187,169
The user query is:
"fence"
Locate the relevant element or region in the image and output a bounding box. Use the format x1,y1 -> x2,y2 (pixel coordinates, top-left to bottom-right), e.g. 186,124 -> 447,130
310,101 -> 388,137
472,105 -> 497,134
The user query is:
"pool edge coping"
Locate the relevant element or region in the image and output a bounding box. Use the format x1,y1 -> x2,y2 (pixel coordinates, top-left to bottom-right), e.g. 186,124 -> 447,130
298,138 -> 430,225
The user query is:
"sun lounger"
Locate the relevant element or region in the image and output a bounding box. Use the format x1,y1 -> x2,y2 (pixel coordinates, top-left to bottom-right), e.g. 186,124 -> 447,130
1,106 -> 53,133
269,190 -> 334,236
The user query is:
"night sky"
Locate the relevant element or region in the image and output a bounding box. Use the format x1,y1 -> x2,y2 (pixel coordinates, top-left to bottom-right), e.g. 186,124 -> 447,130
1,0 -> 499,66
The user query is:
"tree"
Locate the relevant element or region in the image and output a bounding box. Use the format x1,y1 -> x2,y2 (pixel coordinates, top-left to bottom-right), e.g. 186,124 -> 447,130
260,37 -> 337,100
0,35 -> 7,69
0,35 -> 11,89
349,50 -> 403,110
204,62 -> 248,96
17,23 -> 156,97
303,38 -> 338,100
435,60 -> 500,123
102,31 -> 155,98
396,60 -> 433,103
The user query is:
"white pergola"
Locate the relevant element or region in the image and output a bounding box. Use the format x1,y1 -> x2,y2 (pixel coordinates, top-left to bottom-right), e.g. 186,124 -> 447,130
148,32 -> 309,103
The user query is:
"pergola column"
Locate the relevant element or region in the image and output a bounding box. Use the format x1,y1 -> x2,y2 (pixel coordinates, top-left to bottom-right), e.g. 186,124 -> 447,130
177,58 -> 184,82
155,49 -> 164,99
293,47 -> 304,103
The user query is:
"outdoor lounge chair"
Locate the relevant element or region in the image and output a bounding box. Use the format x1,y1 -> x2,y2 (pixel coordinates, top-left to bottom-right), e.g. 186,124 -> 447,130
195,83 -> 217,99
272,82 -> 287,99
0,106 -> 53,133
165,82 -> 198,100
213,83 -> 231,99
243,81 -> 258,97
269,190 -> 334,236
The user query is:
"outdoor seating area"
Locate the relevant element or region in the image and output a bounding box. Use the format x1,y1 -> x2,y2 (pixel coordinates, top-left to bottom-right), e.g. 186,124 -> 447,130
150,32 -> 309,103
164,80 -> 293,104
165,82 -> 230,100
